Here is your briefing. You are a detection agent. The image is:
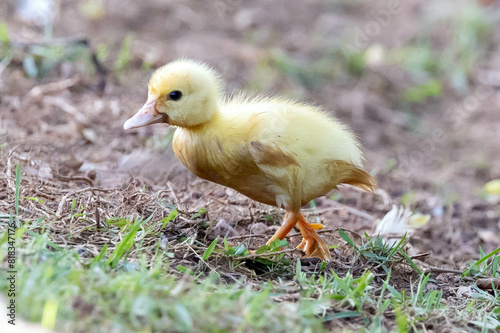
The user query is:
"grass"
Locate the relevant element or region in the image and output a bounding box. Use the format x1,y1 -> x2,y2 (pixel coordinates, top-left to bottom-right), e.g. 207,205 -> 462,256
0,235 -> 328,332
1,165 -> 326,332
0,165 -> 500,332
0,162 -> 499,332
0,227 -> 431,332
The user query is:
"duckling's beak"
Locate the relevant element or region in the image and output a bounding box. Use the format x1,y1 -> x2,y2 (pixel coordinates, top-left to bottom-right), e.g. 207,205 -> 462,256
124,97 -> 168,130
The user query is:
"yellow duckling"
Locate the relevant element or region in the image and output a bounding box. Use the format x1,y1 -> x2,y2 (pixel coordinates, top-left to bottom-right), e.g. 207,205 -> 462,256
124,59 -> 376,260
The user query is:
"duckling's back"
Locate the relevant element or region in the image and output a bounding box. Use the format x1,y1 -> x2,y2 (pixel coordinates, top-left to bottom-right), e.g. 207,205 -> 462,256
221,96 -> 365,167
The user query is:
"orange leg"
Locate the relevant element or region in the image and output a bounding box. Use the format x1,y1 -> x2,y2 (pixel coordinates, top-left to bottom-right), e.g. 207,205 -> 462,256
266,211 -> 296,245
266,211 -> 331,260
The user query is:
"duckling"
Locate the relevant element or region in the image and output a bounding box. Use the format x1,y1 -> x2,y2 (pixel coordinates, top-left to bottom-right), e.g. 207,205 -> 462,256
124,59 -> 376,260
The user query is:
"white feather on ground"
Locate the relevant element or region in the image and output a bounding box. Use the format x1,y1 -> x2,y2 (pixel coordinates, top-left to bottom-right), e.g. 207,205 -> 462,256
375,205 -> 430,246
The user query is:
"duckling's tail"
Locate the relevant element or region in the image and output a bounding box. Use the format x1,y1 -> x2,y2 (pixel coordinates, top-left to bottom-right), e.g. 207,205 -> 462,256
329,160 -> 377,192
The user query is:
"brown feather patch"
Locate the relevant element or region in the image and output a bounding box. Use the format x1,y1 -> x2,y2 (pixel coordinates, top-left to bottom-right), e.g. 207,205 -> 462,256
327,160 -> 377,192
250,141 -> 299,167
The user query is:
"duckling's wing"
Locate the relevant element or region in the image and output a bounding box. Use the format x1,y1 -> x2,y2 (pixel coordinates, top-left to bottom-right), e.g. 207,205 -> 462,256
248,140 -> 305,211
249,141 -> 299,168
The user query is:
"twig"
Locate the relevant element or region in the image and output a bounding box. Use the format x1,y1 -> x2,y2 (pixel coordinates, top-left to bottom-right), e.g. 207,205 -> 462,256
55,173 -> 94,186
28,76 -> 80,98
185,242 -> 220,276
410,252 -> 431,260
331,202 -> 376,221
424,267 -> 464,275
95,206 -> 100,230
287,228 -> 339,238
6,145 -> 20,191
234,248 -> 299,260
43,96 -> 91,126
226,233 -> 268,241
11,37 -> 90,48
167,182 -> 182,209
55,187 -> 115,218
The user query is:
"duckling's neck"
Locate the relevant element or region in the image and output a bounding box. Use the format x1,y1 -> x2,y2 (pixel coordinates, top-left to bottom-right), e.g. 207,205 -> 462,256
184,107 -> 221,133
176,96 -> 221,130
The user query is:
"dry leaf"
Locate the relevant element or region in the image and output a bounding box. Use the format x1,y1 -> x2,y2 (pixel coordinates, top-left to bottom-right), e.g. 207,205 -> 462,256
477,278 -> 500,291
484,179 -> 500,195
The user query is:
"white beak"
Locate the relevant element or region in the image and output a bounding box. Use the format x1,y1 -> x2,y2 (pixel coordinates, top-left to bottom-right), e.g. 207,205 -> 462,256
123,97 -> 167,129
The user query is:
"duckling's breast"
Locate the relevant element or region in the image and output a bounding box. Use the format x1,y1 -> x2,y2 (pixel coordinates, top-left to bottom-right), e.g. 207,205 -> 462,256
172,127 -> 279,206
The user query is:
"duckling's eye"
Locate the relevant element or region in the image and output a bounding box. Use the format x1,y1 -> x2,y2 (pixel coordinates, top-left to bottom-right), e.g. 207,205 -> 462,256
168,91 -> 182,101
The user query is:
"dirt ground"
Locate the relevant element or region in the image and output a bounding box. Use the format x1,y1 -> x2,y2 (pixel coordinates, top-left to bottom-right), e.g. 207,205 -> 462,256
1,0 -> 500,330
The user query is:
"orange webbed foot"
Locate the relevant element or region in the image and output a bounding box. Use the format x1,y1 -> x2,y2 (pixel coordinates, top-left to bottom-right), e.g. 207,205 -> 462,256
265,211 -> 331,261
296,216 -> 331,260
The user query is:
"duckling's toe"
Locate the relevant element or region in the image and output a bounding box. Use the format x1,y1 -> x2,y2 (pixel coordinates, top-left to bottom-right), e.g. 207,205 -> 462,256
295,215 -> 331,260
297,235 -> 331,261
307,223 -> 324,230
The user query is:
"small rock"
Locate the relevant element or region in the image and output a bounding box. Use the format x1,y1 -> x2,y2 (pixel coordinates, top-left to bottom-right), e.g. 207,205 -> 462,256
62,156 -> 83,170
268,225 -> 280,232
248,222 -> 269,235
456,286 -> 472,298
299,257 -> 322,266
160,234 -> 169,250
233,9 -> 256,30
478,229 -> 499,243
85,169 -> 97,180
82,128 -> 97,143
76,247 -> 90,258
213,219 -> 239,237
424,283 -> 439,293
432,206 -> 444,217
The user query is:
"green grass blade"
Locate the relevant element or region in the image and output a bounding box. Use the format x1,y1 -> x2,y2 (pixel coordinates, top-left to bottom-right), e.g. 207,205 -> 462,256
177,265 -> 194,275
473,247 -> 500,267
325,311 -> 361,320
202,236 -> 219,261
160,209 -> 178,230
492,255 -> 499,277
93,243 -> 108,263
338,229 -> 359,251
15,162 -> 21,226
388,233 -> 407,259
399,249 -> 423,274
25,229 -> 63,251
414,274 -> 430,307
190,208 -> 208,220
377,269 -> 391,309
426,290 -> 438,310
353,271 -> 374,297
107,219 -> 142,267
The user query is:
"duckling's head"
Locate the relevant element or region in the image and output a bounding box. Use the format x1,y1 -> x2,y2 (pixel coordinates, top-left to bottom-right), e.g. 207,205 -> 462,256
124,59 -> 222,129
